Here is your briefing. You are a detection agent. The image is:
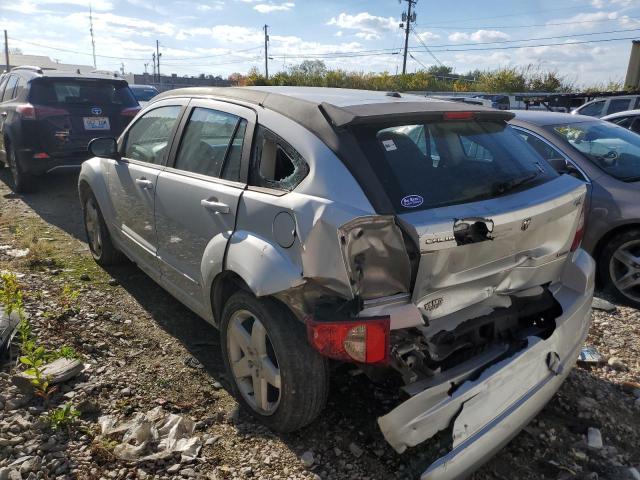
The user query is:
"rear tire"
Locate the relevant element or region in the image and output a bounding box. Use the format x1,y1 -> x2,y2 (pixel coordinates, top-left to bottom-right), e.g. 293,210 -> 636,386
82,192 -> 123,266
598,229 -> 640,309
7,144 -> 34,193
220,291 -> 329,432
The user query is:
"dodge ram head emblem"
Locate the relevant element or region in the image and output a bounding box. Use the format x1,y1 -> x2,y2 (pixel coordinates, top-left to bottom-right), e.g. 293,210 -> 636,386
521,218 -> 531,231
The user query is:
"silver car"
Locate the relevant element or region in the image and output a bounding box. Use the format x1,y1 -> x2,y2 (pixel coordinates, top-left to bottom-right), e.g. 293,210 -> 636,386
78,87 -> 594,479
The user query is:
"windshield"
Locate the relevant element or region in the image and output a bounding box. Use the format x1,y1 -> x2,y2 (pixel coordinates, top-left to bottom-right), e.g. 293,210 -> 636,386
29,79 -> 138,107
353,120 -> 557,212
549,121 -> 640,182
131,87 -> 158,102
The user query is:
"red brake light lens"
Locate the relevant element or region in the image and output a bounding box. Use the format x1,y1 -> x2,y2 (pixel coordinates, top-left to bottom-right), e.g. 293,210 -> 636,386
17,103 -> 69,120
443,111 -> 475,121
306,317 -> 390,364
570,202 -> 586,252
121,106 -> 141,117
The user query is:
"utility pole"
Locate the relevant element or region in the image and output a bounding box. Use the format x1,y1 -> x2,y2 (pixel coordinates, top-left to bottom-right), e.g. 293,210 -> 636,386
3,30 -> 9,73
89,5 -> 97,69
152,53 -> 156,83
156,40 -> 162,86
263,24 -> 269,80
400,0 -> 417,75
144,62 -> 148,74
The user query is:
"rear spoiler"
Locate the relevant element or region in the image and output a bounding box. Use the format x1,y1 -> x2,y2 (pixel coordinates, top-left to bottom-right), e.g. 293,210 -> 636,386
319,101 -> 515,128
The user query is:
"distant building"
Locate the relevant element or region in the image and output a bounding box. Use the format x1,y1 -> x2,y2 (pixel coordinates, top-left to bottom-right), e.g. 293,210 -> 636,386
3,53 -> 95,74
132,73 -> 231,92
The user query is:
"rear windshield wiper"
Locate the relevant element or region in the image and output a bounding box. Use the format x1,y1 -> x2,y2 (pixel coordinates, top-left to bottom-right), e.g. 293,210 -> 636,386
490,172 -> 540,196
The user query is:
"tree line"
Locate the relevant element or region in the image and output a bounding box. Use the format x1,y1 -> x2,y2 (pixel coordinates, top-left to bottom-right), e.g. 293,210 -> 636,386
227,60 -> 623,93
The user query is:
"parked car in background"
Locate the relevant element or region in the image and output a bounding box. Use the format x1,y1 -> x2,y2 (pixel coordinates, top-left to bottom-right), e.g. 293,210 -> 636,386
602,109 -> 640,134
510,111 -> 640,307
79,87 -> 593,479
572,95 -> 640,118
473,94 -> 510,110
0,66 -> 140,192
129,84 -> 159,107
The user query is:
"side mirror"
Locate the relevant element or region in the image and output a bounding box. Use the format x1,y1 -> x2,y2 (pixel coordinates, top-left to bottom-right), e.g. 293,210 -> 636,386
548,157 -> 569,173
89,137 -> 120,160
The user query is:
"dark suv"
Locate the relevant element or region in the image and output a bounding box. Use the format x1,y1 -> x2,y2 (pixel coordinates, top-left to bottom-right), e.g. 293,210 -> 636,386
0,66 -> 140,192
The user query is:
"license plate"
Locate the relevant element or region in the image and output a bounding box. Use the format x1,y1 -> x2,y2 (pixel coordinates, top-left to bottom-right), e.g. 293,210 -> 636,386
83,117 -> 110,130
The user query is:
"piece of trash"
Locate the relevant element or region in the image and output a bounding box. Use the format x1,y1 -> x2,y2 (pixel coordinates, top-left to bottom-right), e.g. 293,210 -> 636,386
587,427 -> 603,449
98,407 -> 202,462
12,357 -> 84,393
592,297 -> 617,313
2,248 -> 30,258
578,346 -> 602,364
183,356 -> 204,370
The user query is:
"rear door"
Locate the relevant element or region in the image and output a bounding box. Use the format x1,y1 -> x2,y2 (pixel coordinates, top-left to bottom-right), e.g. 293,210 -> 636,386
28,77 -> 139,158
155,99 -> 254,313
605,97 -> 635,116
108,100 -> 186,277
0,75 -> 18,161
0,74 -> 14,162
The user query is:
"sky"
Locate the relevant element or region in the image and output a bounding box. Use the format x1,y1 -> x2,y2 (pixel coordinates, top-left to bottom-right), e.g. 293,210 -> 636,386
1,0 -> 640,86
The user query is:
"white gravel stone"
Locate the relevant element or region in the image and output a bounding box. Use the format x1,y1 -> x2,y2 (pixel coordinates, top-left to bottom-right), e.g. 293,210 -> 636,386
300,451 -> 314,468
587,427 -> 603,449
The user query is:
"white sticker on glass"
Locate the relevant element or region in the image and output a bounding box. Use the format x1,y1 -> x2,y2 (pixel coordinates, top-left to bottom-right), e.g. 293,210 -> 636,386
382,139 -> 397,151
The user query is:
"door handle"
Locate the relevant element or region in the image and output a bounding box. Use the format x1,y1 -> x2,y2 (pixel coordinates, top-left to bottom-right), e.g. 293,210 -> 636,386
200,199 -> 230,214
135,178 -> 153,190
0,112 -> 7,118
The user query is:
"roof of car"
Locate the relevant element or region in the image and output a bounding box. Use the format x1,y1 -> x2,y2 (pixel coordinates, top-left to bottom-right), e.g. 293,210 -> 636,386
156,86 -> 513,128
11,67 -> 127,82
602,109 -> 640,120
130,84 -> 157,89
509,110 -> 596,126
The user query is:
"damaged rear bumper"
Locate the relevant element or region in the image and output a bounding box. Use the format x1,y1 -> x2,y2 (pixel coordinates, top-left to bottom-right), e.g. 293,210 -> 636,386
378,249 -> 595,480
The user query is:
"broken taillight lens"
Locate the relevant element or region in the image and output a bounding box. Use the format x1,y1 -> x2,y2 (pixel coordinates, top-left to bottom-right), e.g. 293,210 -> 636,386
570,202 -> 586,252
306,317 -> 390,364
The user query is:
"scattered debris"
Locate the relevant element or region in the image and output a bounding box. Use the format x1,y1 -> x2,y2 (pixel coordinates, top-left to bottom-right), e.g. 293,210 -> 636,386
349,442 -> 364,458
587,427 -> 603,449
578,345 -> 602,364
98,407 -> 202,462
1,248 -> 30,258
591,297 -> 617,313
607,356 -> 628,371
12,357 -> 83,394
183,356 -> 205,370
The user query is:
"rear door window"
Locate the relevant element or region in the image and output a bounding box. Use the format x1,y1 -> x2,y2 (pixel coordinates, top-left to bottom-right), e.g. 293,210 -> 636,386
123,106 -> 182,165
611,116 -> 633,128
1,76 -> 17,102
174,107 -> 245,178
354,120 -> 557,212
578,100 -> 605,117
249,125 -> 309,191
607,98 -> 634,115
29,80 -> 137,107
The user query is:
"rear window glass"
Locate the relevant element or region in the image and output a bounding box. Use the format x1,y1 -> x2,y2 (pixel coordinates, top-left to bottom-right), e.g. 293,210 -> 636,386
29,80 -> 137,107
131,87 -> 158,102
353,120 -> 557,212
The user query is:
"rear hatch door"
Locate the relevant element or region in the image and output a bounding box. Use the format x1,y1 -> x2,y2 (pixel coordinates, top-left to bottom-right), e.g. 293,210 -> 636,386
28,77 -> 138,157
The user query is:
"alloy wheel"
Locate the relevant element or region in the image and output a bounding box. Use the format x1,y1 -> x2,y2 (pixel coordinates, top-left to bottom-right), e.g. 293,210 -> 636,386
227,309 -> 282,415
609,239 -> 640,304
84,198 -> 103,258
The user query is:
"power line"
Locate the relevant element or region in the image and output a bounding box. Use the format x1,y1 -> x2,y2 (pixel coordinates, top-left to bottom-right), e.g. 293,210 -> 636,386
418,15 -> 639,30
411,28 -> 443,66
413,26 -> 640,48
422,35 -> 640,53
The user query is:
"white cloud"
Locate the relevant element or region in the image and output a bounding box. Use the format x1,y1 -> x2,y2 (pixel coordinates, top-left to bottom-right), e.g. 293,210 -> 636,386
334,31 -> 343,37
1,0 -> 113,14
417,31 -> 440,42
448,30 -> 510,43
327,12 -> 397,40
253,2 -> 293,13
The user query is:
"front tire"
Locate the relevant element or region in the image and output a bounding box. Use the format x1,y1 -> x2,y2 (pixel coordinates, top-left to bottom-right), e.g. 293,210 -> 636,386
599,229 -> 640,309
7,145 -> 34,193
82,192 -> 123,266
220,291 -> 329,432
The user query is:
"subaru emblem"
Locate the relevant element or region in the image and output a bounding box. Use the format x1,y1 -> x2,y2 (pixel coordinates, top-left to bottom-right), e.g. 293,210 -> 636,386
91,107 -> 102,115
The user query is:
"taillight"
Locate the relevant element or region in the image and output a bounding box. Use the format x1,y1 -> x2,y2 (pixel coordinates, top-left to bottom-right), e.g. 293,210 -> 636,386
570,202 -> 586,252
17,103 -> 69,120
121,106 -> 141,117
306,317 -> 390,364
443,111 -> 475,121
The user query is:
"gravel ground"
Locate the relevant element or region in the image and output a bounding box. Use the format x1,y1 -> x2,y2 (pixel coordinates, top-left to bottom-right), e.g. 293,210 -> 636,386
0,171 -> 639,480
